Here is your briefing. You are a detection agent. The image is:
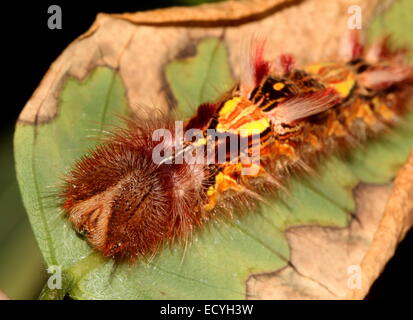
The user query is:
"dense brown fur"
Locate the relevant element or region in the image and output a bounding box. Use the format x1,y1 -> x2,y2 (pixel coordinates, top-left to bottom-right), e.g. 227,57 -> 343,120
62,118 -> 208,261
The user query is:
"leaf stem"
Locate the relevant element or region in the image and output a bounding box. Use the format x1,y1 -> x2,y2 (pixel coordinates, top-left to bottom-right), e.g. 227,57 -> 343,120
38,252 -> 106,300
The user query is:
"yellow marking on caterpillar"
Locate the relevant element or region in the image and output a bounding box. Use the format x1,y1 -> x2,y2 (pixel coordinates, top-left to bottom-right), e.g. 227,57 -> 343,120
195,137 -> 207,146
304,63 -> 330,74
204,171 -> 243,211
273,82 -> 285,91
373,96 -> 396,121
305,62 -> 356,98
217,97 -> 270,136
238,118 -> 270,137
330,73 -> 355,98
206,186 -> 215,197
219,97 -> 242,117
226,104 -> 257,125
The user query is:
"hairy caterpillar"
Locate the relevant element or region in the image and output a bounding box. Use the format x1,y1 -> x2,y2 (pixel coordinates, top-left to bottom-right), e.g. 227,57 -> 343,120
61,31 -> 413,261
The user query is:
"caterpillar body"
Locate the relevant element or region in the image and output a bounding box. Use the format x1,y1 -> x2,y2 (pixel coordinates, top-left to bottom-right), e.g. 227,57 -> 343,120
61,32 -> 413,261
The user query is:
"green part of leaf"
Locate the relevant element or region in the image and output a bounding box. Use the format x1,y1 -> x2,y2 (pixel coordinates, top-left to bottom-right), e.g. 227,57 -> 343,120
15,67 -> 129,272
39,252 -> 107,300
15,1 -> 413,300
345,112 -> 413,184
368,0 -> 413,60
165,37 -> 235,118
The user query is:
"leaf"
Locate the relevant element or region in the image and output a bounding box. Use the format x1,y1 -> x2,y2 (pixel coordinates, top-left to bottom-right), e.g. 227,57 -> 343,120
165,37 -> 235,118
0,128 -> 45,299
14,0 -> 413,299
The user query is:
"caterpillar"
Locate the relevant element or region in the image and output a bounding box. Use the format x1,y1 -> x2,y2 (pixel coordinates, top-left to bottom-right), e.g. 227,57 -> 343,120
60,31 -> 413,262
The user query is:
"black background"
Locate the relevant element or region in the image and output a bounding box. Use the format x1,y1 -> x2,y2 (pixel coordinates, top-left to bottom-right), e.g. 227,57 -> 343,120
3,1 -> 191,127
2,1 -> 412,299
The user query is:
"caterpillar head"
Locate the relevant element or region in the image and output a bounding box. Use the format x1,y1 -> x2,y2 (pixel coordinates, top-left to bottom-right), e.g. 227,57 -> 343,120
61,117 -> 207,261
